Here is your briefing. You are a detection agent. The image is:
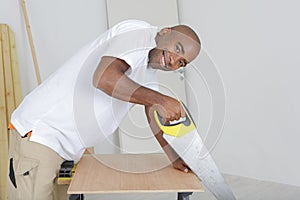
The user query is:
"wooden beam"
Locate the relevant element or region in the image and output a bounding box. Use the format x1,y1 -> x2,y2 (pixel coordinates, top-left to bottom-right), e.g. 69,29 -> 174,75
20,0 -> 42,85
0,24 -> 23,200
8,27 -> 22,106
1,24 -> 15,124
0,24 -> 9,200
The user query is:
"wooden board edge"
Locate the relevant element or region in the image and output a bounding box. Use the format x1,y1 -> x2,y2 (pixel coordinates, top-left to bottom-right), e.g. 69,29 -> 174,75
8,27 -> 23,106
0,24 -> 9,200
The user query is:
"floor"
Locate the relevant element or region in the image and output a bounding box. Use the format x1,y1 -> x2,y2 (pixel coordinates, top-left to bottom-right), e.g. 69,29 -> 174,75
85,174 -> 300,200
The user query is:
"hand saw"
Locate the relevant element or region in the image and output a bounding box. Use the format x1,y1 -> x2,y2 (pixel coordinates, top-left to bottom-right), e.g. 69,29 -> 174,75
154,102 -> 236,200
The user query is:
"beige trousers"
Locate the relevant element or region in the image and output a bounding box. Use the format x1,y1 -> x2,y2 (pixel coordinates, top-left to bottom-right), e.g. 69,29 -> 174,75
6,130 -> 69,200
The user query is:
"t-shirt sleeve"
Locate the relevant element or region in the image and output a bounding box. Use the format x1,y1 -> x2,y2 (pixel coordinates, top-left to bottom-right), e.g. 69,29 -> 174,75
101,27 -> 154,71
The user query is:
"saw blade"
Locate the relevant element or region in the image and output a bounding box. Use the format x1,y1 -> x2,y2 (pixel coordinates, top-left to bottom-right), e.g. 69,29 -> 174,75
164,130 -> 236,200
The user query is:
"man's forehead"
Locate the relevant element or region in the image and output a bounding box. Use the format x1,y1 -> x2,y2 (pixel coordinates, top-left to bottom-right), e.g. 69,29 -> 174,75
175,30 -> 197,41
171,31 -> 200,48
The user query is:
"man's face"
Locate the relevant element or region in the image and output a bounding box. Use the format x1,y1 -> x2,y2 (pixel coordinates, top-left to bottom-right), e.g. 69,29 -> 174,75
148,28 -> 200,71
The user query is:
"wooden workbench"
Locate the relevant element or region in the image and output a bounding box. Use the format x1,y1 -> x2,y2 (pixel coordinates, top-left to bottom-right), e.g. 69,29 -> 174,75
68,153 -> 203,197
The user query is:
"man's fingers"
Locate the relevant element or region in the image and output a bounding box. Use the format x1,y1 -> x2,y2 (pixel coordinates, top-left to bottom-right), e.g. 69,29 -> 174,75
180,104 -> 186,118
155,98 -> 186,123
174,159 -> 190,173
176,165 -> 189,173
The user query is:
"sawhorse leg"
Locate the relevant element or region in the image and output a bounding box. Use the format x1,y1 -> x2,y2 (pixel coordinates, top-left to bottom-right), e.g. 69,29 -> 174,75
70,192 -> 192,200
69,194 -> 84,200
178,192 -> 193,200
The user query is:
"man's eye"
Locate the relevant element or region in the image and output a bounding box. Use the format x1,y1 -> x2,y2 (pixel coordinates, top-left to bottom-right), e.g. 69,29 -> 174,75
175,45 -> 180,53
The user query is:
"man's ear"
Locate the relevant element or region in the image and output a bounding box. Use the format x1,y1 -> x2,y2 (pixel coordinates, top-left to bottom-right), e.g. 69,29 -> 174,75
158,27 -> 172,36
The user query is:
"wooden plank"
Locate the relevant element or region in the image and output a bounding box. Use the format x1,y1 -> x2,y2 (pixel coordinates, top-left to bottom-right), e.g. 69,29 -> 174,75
0,24 -> 9,200
68,154 -> 203,194
1,24 -> 15,123
0,24 -> 22,200
8,27 -> 23,106
84,147 -> 94,154
20,0 -> 41,85
0,27 -> 8,129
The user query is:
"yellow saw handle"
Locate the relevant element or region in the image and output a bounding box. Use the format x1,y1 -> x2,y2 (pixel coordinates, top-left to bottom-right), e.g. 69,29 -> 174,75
154,101 -> 196,137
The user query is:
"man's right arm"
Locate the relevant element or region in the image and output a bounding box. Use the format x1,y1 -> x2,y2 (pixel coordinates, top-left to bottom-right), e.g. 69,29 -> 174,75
93,56 -> 185,122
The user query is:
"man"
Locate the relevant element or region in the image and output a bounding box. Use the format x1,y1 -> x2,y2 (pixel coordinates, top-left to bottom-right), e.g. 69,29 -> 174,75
6,20 -> 201,199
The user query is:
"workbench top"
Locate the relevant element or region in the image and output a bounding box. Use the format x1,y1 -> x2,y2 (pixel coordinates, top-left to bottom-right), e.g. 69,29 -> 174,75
68,153 -> 203,194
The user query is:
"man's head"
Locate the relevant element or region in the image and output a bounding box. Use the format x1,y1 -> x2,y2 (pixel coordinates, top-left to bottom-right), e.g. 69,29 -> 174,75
148,25 -> 201,71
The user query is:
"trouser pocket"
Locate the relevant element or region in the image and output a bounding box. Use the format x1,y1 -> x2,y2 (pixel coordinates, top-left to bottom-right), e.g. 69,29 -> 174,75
15,157 -> 40,199
9,158 -> 17,188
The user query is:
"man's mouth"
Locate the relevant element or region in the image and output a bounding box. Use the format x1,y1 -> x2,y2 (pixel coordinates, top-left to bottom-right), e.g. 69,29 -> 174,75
161,50 -> 168,69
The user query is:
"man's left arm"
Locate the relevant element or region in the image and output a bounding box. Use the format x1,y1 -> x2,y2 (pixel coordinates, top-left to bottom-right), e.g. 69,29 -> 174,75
144,105 -> 189,173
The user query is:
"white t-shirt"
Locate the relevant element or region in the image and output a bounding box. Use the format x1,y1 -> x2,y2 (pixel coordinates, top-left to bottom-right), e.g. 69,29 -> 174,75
11,20 -> 159,161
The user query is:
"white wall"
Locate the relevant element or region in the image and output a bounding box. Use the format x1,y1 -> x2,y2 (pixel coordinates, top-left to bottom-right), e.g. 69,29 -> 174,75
178,0 -> 300,186
0,0 -> 108,95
